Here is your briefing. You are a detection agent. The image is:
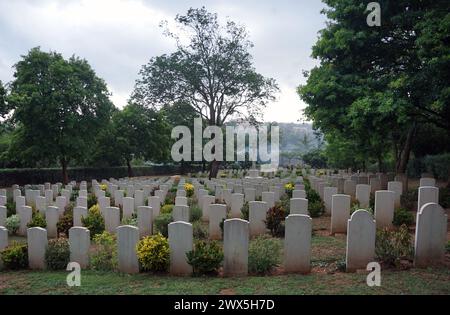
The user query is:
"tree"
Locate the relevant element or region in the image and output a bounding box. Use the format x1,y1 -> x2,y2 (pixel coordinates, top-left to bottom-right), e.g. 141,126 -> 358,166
132,7 -> 278,178
8,47 -> 115,183
92,103 -> 171,177
0,80 -> 7,118
298,0 -> 450,174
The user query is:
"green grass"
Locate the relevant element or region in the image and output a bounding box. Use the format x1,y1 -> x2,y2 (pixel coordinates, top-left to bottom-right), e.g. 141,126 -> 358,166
1,268 -> 449,295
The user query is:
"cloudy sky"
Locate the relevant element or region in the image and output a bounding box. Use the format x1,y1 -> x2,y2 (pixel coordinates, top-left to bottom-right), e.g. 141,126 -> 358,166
0,0 -> 328,123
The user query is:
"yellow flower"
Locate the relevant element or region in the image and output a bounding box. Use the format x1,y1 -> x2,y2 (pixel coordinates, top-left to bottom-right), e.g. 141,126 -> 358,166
100,184 -> 108,191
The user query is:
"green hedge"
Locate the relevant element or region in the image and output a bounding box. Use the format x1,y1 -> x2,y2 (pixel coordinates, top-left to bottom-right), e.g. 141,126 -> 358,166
407,153 -> 450,181
0,165 -> 202,187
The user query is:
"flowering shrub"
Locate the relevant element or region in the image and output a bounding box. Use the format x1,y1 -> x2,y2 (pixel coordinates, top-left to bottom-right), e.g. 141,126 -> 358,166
27,212 -> 47,229
6,215 -> 20,235
100,184 -> 108,191
82,204 -> 105,238
1,242 -> 28,270
284,183 -> 294,198
161,204 -> 174,214
136,233 -> 170,272
184,183 -> 195,198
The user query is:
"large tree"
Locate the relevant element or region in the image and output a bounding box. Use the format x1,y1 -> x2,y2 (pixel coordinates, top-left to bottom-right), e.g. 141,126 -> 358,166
8,47 -> 115,183
132,7 -> 278,178
299,0 -> 449,174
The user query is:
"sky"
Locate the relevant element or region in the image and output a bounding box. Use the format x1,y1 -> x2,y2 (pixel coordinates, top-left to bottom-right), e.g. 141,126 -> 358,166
0,0 -> 328,123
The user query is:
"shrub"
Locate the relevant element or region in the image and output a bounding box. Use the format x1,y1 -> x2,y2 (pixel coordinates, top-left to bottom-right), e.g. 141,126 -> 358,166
308,200 -> 325,218
306,189 -> 321,203
439,187 -> 450,209
87,194 -> 98,209
192,221 -> 208,239
241,201 -> 249,220
219,218 -> 226,239
154,213 -> 173,237
136,233 -> 170,272
6,201 -> 15,217
186,240 -> 223,275
375,225 -> 413,268
90,231 -> 117,271
161,204 -> 174,215
164,192 -> 176,205
401,189 -> 418,211
277,195 -> 290,215
45,238 -> 70,270
190,205 -> 202,222
284,183 -> 294,198
121,214 -> 138,226
184,183 -> 195,198
27,212 -> 47,229
248,236 -> 281,274
57,212 -> 73,237
1,242 -> 28,270
393,208 -> 415,227
265,205 -> 285,237
82,205 -> 105,239
5,215 -> 20,235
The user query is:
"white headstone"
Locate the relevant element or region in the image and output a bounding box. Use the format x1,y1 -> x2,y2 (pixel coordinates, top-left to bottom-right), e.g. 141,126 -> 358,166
209,204 -> 227,240
249,201 -> 267,237
117,225 -> 139,274
374,190 -> 395,229
230,193 -> 244,218
122,197 -> 134,219
73,206 -> 88,227
18,205 -> 32,236
27,227 -> 48,269
356,184 -> 370,208
346,210 -> 375,272
418,186 -> 439,212
331,194 -> 350,234
223,218 -> 249,276
104,207 -> 121,234
284,214 -> 312,273
45,206 -> 59,238
69,227 -> 90,268
168,221 -> 193,276
387,181 -> 402,208
137,206 -> 153,238
290,198 -> 308,215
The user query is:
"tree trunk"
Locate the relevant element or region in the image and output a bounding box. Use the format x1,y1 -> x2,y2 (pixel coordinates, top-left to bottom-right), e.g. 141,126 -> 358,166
209,160 -> 221,180
60,158 -> 69,185
126,159 -> 134,178
397,123 -> 416,174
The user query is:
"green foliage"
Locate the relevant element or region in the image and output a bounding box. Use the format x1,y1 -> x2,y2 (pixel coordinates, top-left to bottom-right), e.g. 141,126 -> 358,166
376,225 -> 414,268
57,212 -> 73,237
248,236 -> 281,274
6,201 -> 15,217
45,238 -> 70,270
154,213 -> 173,238
190,205 -> 202,222
302,149 -> 327,168
186,240 -> 224,275
401,189 -> 418,211
121,214 -> 138,226
90,231 -> 117,271
265,205 -> 285,237
393,208 -> 415,227
164,191 -> 176,205
87,194 -> 98,209
136,234 -> 170,272
0,242 -> 28,270
438,187 -> 450,209
160,204 -> 174,215
27,212 -> 47,229
308,200 -> 325,218
82,205 -> 105,239
241,201 -> 249,220
192,221 -> 208,240
5,214 -> 20,235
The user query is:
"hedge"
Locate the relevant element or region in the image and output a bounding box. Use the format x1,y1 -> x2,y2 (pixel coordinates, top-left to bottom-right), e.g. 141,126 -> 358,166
407,153 -> 450,181
0,165 -> 202,187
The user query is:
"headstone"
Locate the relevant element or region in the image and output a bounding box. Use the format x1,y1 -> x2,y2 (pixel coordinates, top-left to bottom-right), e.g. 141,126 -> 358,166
18,206 -> 32,236
55,196 -> 67,217
344,180 -> 356,198
172,205 -> 189,223
27,227 -> 48,269
73,206 -> 88,227
284,214 -> 312,273
0,205 -> 6,227
324,187 -> 338,215
168,222 -> 193,276
114,190 -> 124,207
209,204 -> 227,240
261,192 -> 275,209
45,206 -> 59,238
331,194 -> 351,234
137,206 -> 153,238
249,201 -> 267,237
0,226 -> 7,268
356,184 -> 370,208
230,193 -> 244,218
292,190 -> 306,199
387,181 -> 402,208
394,173 -> 408,194
117,225 -> 139,274
244,188 -> 256,203
76,196 -> 88,209
202,195 -> 216,221
417,186 -> 439,212
69,227 -> 90,268
369,178 -> 381,194
222,189 -> 232,206
175,196 -> 188,207
374,190 -> 395,229
148,196 -> 161,218
414,203 -> 447,267
122,197 -> 134,219
346,210 -> 375,272
419,178 -> 436,187
290,198 -> 308,215
104,207 -> 121,234
223,219 -> 249,276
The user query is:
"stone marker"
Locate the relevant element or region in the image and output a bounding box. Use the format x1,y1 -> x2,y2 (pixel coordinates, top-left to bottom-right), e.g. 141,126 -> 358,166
356,184 -> 370,208
419,178 -> 436,187
15,196 -> 25,213
137,206 -> 153,238
45,206 -> 59,238
417,186 -> 439,212
261,192 -> 275,209
168,222 -> 193,276
0,205 -> 6,227
104,207 -> 120,234
122,197 -> 134,219
117,225 -> 139,274
73,206 -> 88,227
18,206 -> 32,236
292,190 -> 306,199
175,196 -> 188,207
249,201 -> 267,237
223,218 -> 249,276
173,205 -> 189,223
114,190 -> 124,207
387,181 -> 402,208
176,190 -> 186,197
290,198 -> 308,215
202,195 -> 216,221
323,187 -> 338,215
148,196 -> 161,218
209,204 -> 227,240
27,227 -> 48,269
284,214 -> 312,273
414,203 -> 447,267
331,194 -> 350,234
344,180 -> 356,198
369,178 -> 381,194
374,190 -> 395,229
346,210 -> 375,272
222,189 -> 232,206
134,190 -> 144,209
230,193 -> 244,218
244,188 -> 256,202
55,196 -> 67,217
76,196 -> 88,209
69,227 -> 90,268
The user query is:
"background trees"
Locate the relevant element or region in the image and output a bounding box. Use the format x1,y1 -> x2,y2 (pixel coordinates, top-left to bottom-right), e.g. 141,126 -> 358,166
132,7 -> 279,178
